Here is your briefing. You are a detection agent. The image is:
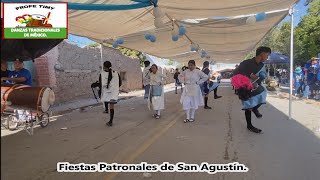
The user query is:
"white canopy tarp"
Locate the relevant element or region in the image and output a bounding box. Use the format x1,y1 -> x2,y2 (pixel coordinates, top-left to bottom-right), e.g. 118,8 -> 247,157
166,52 -> 207,63
64,0 -> 297,63
181,10 -> 288,62
159,0 -> 296,19
103,10 -> 288,63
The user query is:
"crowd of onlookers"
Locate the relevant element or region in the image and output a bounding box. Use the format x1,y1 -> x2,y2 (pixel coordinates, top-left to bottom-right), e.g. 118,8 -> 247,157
292,57 -> 320,100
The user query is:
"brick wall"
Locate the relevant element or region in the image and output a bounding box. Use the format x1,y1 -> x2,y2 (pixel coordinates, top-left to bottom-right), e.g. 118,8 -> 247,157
34,57 -> 50,86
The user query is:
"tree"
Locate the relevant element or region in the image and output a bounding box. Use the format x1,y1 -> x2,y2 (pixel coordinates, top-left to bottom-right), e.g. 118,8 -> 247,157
245,0 -> 320,65
166,60 -> 174,66
305,0 -> 314,6
294,0 -> 320,64
87,43 -> 100,47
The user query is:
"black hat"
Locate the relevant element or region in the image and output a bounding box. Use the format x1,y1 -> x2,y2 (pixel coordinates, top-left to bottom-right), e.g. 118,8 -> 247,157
203,61 -> 209,67
188,60 -> 196,65
14,58 -> 24,63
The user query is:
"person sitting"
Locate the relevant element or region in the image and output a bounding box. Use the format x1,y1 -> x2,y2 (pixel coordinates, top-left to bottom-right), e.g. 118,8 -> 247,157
1,58 -> 32,86
1,58 -> 32,123
1,59 -> 11,84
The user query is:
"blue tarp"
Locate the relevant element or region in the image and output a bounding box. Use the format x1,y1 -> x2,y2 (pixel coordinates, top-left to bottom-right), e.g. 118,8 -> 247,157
264,52 -> 290,64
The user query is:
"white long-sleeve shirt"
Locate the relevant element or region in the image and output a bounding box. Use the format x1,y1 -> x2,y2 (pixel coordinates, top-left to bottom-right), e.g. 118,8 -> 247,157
149,71 -> 166,86
179,69 -> 208,85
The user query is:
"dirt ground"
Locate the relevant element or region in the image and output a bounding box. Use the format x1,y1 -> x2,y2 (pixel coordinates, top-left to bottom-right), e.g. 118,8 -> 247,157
1,82 -> 320,180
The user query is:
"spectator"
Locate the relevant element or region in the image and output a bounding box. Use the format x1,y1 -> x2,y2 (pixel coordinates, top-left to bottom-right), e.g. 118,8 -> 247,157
173,68 -> 182,94
304,58 -> 319,99
1,59 -> 11,83
142,61 -> 151,99
1,59 -> 32,123
1,58 -> 32,86
280,71 -> 287,85
315,60 -> 320,100
275,69 -> 281,85
293,64 -> 304,97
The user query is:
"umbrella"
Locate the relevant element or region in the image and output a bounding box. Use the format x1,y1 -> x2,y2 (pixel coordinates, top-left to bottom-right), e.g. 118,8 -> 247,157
1,18 -> 63,61
264,52 -> 290,64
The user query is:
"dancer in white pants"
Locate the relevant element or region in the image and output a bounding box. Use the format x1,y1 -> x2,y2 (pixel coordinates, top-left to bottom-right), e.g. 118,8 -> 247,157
179,60 -> 209,123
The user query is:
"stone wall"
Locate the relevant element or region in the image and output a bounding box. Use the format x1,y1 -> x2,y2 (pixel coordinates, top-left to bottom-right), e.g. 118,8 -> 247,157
157,66 -> 175,84
34,41 -> 142,104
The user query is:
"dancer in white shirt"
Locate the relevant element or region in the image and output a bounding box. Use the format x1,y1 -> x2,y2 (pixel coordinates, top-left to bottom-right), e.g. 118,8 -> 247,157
179,60 -> 209,123
100,61 -> 121,127
148,64 -> 166,119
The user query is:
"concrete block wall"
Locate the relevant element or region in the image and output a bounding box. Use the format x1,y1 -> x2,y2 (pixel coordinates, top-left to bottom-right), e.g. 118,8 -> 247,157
34,41 -> 142,104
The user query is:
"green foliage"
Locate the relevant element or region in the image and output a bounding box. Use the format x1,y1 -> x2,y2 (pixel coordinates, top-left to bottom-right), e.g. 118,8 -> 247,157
304,0 -> 314,6
166,60 -> 174,66
245,0 -> 320,65
295,0 -> 320,64
176,63 -> 184,69
87,43 -> 100,47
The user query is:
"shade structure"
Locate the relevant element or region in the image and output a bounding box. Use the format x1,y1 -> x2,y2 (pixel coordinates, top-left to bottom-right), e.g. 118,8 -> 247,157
63,0 -> 297,37
103,26 -> 192,58
1,0 -> 297,63
104,9 -> 289,63
159,0 -> 297,19
264,52 -> 290,64
60,0 -> 297,63
166,52 -> 206,62
179,10 -> 289,62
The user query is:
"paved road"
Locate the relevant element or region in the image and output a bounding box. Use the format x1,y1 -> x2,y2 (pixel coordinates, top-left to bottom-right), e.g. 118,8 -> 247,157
1,83 -> 320,180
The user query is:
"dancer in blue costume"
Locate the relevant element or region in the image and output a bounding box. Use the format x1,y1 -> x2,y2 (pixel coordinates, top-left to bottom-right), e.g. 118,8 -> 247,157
233,47 -> 271,133
201,61 -> 222,109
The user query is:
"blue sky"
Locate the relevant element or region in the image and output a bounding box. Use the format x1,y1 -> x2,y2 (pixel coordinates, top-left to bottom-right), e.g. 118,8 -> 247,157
281,0 -> 309,26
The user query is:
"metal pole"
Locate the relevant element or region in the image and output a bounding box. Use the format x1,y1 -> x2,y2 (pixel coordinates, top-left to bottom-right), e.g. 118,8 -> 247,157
289,6 -> 294,120
100,44 -> 104,109
100,44 -> 103,70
